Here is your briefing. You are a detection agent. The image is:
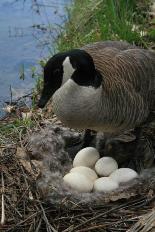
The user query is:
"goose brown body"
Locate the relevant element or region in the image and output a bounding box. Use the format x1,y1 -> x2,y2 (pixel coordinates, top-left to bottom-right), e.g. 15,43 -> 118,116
63,40 -> 155,133
42,41 -> 155,134
83,41 -> 155,99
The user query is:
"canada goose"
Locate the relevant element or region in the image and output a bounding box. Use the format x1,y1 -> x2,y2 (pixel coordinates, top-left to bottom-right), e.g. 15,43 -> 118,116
38,40 -> 155,137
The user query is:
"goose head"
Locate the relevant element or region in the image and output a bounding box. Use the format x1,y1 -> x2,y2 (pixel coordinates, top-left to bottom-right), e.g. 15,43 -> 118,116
38,49 -> 102,108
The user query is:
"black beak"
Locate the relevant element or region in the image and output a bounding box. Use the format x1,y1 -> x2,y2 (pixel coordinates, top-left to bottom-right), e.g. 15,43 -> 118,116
37,72 -> 63,108
38,97 -> 50,108
37,87 -> 53,108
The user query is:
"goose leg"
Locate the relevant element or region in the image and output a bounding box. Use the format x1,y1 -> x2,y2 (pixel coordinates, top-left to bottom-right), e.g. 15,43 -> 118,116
65,129 -> 97,160
81,129 -> 97,148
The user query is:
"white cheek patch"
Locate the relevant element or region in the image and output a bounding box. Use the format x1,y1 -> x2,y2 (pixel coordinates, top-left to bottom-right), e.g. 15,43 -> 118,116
62,56 -> 75,85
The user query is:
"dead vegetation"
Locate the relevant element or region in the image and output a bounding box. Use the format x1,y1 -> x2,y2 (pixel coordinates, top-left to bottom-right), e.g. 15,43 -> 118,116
1,0 -> 155,230
1,143 -> 155,232
0,96 -> 155,231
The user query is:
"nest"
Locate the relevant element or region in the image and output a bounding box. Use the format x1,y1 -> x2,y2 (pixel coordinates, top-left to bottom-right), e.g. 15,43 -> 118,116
1,123 -> 155,232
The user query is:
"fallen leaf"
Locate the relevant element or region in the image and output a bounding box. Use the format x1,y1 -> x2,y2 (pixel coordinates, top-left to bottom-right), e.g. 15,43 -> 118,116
19,159 -> 32,174
16,147 -> 27,160
21,111 -> 32,120
16,147 -> 36,176
2,105 -> 14,113
31,160 -> 42,177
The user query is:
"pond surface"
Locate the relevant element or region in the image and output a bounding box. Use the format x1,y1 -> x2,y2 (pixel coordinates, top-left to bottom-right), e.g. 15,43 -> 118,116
0,0 -> 71,117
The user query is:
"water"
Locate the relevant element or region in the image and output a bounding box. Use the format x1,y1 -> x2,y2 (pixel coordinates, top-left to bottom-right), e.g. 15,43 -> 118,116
0,0 -> 71,117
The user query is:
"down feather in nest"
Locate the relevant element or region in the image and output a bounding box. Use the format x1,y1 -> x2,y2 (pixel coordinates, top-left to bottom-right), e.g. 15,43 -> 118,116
29,125 -> 155,207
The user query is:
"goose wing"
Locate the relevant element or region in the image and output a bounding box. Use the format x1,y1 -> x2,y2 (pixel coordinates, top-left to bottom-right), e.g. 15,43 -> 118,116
85,44 -> 155,110
84,44 -> 155,127
114,49 -> 155,112
114,49 -> 155,93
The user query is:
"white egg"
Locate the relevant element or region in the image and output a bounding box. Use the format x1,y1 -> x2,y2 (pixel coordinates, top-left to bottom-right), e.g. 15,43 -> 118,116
95,157 -> 118,176
73,147 -> 100,168
110,168 -> 138,184
94,177 -> 119,193
70,166 -> 98,181
63,172 -> 93,193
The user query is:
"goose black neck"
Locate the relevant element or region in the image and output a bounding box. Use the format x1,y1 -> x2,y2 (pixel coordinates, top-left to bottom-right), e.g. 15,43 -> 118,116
71,69 -> 102,88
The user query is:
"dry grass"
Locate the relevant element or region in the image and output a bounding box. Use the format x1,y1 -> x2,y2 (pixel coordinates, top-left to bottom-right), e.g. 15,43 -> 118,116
0,99 -> 155,231
1,144 -> 155,232
1,1 -> 155,230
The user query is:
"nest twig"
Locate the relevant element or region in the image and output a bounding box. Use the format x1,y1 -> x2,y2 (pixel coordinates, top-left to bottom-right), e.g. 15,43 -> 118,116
0,99 -> 155,231
128,209 -> 155,232
0,131 -> 155,232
